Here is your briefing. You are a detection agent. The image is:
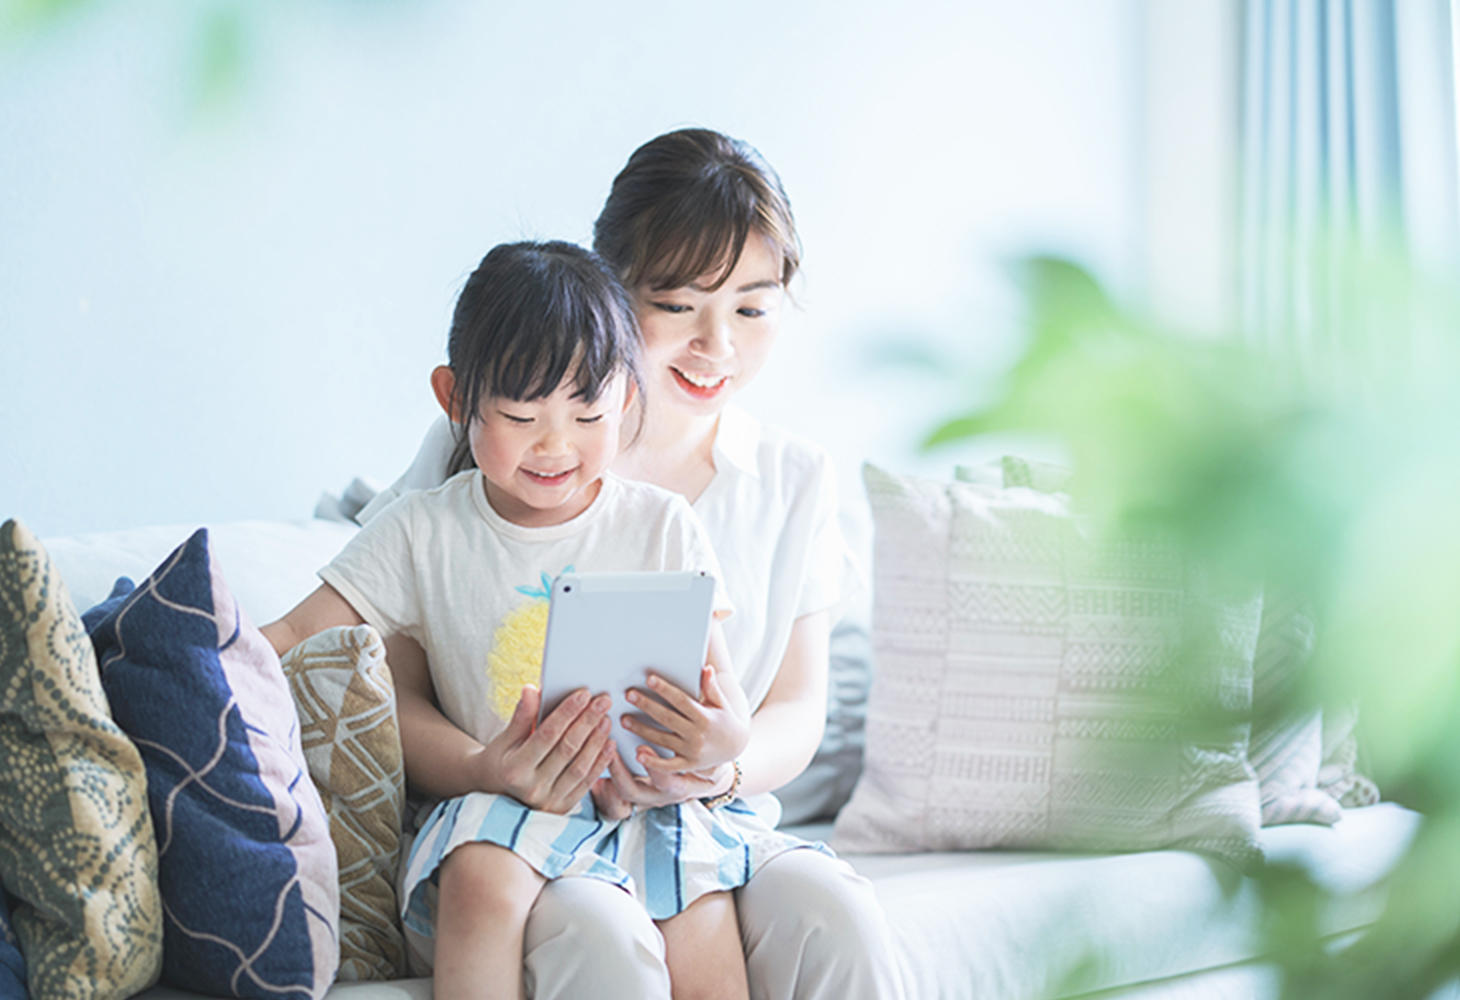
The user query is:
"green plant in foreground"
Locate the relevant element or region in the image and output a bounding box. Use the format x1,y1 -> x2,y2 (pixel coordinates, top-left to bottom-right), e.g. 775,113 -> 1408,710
927,255 -> 1460,999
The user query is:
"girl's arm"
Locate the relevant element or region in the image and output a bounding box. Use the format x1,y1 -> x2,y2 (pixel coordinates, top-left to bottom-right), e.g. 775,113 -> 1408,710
261,583 -> 364,655
266,586 -> 617,813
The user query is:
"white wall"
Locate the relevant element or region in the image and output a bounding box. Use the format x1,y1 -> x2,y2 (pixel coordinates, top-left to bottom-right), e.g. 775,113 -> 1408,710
0,0 -> 1142,537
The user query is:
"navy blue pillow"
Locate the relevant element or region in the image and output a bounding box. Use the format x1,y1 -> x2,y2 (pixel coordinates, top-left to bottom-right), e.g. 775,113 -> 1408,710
85,529 -> 338,998
0,891 -> 26,999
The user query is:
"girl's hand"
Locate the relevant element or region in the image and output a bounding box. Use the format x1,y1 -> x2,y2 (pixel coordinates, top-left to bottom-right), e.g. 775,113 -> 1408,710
621,664 -> 751,777
591,750 -> 735,816
475,685 -> 617,814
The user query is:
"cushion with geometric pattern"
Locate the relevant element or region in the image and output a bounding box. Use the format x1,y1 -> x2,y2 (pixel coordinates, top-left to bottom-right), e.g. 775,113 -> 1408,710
82,528 -> 338,998
281,625 -> 406,981
0,518 -> 162,1000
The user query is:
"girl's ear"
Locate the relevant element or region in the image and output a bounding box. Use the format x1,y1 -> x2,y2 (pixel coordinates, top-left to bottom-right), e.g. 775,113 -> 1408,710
430,365 -> 461,422
621,377 -> 638,413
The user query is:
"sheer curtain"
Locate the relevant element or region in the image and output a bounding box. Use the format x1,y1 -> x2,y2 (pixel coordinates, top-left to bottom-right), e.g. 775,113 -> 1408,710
1237,0 -> 1459,389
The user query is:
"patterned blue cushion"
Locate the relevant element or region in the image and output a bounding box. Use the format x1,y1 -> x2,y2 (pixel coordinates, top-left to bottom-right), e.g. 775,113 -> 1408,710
0,892 -> 26,999
83,529 -> 339,998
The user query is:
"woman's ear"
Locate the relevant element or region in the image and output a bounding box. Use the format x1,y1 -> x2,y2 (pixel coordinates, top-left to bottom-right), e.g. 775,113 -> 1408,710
430,366 -> 460,422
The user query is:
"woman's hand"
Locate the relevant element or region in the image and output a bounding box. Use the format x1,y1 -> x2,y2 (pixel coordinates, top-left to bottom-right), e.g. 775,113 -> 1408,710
590,751 -> 736,819
473,685 -> 617,814
621,664 -> 751,777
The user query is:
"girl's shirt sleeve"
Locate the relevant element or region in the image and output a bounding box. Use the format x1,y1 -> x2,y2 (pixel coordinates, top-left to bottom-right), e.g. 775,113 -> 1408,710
318,497 -> 423,645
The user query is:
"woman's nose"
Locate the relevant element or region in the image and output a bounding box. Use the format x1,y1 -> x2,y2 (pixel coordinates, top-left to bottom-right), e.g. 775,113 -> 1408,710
692,314 -> 733,361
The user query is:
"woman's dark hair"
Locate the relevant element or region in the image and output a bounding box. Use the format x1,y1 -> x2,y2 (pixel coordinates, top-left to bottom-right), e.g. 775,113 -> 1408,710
593,128 -> 801,292
444,240 -> 642,475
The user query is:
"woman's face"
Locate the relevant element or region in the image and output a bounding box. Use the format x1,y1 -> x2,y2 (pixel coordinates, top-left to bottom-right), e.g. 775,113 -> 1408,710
633,235 -> 784,421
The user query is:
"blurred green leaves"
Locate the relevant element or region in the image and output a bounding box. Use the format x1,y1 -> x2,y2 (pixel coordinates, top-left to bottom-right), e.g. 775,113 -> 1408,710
928,252 -> 1460,999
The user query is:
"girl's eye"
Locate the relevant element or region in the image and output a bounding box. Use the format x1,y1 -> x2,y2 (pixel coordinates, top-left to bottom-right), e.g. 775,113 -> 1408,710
738,307 -> 766,318
651,302 -> 691,314
498,412 -> 533,424
577,415 -> 605,425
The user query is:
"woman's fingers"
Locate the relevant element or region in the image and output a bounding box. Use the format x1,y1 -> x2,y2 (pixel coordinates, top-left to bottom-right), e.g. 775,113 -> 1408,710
698,666 -> 724,706
620,713 -> 687,755
641,672 -> 703,718
636,746 -> 692,774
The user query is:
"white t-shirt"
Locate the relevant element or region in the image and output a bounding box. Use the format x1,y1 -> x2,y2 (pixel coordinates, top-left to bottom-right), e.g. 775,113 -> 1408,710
690,406 -> 846,708
324,470 -> 728,745
358,407 -> 847,712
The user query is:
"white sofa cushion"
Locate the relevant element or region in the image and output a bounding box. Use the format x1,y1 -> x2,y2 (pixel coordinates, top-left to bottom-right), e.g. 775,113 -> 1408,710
822,802 -> 1418,1000
835,464 -> 1264,865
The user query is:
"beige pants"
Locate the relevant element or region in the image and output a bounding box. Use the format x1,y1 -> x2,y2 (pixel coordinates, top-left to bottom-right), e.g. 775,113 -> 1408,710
522,850 -> 906,1000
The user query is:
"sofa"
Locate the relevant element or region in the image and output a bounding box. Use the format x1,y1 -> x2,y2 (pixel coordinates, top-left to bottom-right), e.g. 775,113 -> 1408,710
1,461 -> 1434,1000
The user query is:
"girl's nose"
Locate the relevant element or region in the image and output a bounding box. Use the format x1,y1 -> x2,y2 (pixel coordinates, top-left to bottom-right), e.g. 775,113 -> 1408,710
534,428 -> 570,455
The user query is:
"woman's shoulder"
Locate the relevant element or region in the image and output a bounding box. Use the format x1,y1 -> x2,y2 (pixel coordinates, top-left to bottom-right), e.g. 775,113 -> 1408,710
717,406 -> 834,488
602,472 -> 696,517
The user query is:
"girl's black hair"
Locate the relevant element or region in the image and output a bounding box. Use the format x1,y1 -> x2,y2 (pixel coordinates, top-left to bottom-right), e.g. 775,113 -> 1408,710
444,240 -> 642,475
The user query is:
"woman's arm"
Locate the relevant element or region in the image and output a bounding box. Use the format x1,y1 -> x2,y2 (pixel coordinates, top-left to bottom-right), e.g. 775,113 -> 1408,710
596,610 -> 829,812
733,609 -> 830,797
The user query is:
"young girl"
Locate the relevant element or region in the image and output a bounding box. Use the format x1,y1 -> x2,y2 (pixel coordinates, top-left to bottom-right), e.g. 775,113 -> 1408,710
360,130 -> 906,1000
262,240 -> 823,1000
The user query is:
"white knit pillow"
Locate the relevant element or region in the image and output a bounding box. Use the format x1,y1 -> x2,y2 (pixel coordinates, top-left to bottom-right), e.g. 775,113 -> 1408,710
832,465 -> 1264,868
1248,593 -> 1343,826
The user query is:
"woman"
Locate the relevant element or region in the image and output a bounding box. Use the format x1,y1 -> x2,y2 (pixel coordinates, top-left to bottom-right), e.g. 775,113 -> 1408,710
363,128 -> 904,1000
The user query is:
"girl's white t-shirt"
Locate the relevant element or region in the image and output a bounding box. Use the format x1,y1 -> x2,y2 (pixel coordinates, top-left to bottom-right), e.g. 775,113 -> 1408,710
323,470 -> 728,745
356,408 -> 848,713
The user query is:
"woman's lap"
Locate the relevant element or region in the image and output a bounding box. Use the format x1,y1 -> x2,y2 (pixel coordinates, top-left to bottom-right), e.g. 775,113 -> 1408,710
518,851 -> 905,1000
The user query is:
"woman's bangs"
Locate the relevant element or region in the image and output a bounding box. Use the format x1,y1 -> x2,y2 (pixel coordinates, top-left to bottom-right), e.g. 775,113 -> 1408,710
636,204 -> 750,292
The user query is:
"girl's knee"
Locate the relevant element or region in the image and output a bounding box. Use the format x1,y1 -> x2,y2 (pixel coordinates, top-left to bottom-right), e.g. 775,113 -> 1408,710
440,842 -> 543,918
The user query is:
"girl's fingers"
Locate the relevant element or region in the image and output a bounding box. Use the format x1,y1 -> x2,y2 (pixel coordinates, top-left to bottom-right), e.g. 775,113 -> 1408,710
553,728 -> 615,807
528,689 -> 608,768
502,684 -> 542,746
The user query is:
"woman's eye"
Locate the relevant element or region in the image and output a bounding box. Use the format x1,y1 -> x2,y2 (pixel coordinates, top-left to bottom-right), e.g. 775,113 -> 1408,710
577,415 -> 605,425
651,302 -> 691,314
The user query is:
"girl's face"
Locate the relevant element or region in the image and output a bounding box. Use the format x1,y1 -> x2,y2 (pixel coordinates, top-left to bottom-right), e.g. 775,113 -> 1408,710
633,235 -> 784,422
461,372 -> 632,527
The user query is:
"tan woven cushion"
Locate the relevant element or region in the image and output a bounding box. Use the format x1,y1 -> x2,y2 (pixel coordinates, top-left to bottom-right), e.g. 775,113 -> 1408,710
282,625 -> 407,981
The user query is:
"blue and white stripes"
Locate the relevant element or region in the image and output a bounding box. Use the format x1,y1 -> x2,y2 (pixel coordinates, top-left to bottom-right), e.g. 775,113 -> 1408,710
401,792 -> 824,941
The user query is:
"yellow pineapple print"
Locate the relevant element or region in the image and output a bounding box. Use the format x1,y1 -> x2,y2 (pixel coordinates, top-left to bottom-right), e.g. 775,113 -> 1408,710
485,570 -> 565,720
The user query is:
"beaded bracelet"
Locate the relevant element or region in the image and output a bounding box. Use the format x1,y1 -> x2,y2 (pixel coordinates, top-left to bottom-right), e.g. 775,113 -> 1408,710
700,759 -> 742,810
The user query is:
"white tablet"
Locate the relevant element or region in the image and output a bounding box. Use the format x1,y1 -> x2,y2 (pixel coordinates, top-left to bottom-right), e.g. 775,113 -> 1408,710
538,570 -> 716,776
